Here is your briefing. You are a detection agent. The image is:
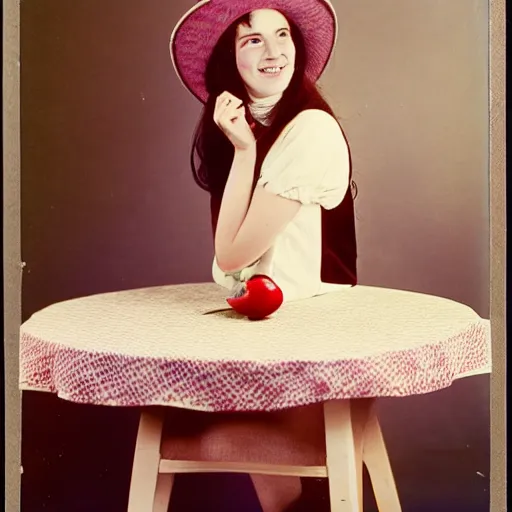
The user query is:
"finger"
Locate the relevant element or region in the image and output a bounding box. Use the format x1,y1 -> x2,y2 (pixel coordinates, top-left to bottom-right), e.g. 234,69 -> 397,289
215,92 -> 232,108
217,91 -> 231,102
214,92 -> 229,117
219,92 -> 242,109
217,100 -> 243,122
230,97 -> 243,109
221,105 -> 245,125
231,105 -> 246,121
215,97 -> 246,131
220,98 -> 242,117
214,94 -> 240,124
225,102 -> 245,117
214,104 -> 230,125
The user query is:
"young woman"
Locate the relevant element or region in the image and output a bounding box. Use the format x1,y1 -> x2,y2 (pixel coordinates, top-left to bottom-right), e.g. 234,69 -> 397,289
171,0 -> 358,320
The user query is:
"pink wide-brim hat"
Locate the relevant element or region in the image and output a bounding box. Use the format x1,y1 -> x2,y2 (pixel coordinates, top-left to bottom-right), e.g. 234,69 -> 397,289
170,0 -> 338,103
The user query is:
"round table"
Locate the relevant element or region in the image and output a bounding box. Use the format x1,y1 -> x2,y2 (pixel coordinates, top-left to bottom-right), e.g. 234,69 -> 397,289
19,283 -> 491,512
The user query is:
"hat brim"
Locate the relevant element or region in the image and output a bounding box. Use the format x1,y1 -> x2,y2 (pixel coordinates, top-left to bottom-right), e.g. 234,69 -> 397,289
170,0 -> 337,103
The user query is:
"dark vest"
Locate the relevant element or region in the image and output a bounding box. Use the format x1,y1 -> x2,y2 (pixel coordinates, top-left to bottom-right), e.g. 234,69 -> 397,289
209,116 -> 358,286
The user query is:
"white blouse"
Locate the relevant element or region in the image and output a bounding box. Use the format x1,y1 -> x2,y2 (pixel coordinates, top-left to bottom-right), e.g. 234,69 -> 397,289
212,108 -> 351,302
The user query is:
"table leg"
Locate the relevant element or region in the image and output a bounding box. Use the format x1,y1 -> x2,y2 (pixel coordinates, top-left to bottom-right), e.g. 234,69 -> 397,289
350,399 -> 375,511
127,409 -> 166,512
153,473 -> 174,512
250,474 -> 302,512
362,409 -> 401,512
324,400 -> 359,512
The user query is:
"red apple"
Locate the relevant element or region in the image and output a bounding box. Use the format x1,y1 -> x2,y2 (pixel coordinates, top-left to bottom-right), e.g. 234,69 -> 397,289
226,275 -> 283,320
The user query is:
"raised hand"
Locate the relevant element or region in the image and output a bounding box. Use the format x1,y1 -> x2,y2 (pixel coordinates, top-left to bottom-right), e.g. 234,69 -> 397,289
213,91 -> 256,151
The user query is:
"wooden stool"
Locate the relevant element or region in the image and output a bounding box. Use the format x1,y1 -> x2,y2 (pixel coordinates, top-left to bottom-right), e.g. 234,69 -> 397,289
127,399 -> 401,512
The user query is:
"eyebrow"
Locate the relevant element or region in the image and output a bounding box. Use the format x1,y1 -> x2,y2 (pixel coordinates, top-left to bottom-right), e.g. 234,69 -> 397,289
237,27 -> 290,41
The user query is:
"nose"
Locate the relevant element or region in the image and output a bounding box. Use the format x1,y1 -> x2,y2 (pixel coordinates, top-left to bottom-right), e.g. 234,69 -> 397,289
264,38 -> 281,59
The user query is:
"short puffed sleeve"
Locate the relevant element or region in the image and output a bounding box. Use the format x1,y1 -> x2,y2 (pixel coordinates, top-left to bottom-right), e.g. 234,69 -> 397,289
256,109 -> 350,210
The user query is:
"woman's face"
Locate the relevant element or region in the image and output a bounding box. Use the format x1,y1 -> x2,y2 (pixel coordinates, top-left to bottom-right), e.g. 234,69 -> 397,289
235,9 -> 296,100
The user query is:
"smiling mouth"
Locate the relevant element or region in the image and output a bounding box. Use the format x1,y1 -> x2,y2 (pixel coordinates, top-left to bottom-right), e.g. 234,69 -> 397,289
258,65 -> 286,75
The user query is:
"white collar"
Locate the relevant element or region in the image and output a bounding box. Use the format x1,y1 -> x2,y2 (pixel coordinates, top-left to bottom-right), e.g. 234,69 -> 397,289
248,93 -> 282,126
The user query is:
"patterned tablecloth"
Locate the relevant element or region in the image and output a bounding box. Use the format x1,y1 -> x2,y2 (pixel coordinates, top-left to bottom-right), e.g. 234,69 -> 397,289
19,283 -> 491,412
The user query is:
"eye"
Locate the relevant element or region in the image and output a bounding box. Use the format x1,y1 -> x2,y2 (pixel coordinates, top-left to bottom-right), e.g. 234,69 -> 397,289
278,30 -> 289,38
245,37 -> 262,46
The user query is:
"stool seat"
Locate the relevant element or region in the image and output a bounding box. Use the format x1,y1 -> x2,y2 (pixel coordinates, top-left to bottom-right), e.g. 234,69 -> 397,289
161,404 -> 326,467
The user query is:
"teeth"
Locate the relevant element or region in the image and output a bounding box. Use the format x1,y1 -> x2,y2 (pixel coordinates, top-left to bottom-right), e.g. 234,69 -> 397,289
261,67 -> 281,74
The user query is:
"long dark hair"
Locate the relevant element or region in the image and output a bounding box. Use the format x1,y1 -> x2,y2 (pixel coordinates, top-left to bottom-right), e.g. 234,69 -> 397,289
189,11 -> 358,200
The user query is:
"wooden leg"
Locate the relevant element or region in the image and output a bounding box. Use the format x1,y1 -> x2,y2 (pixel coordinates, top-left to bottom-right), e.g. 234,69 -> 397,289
362,409 -> 401,512
250,474 -> 302,512
127,409 -> 165,512
324,400 -> 359,512
350,399 -> 375,512
153,473 -> 174,512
